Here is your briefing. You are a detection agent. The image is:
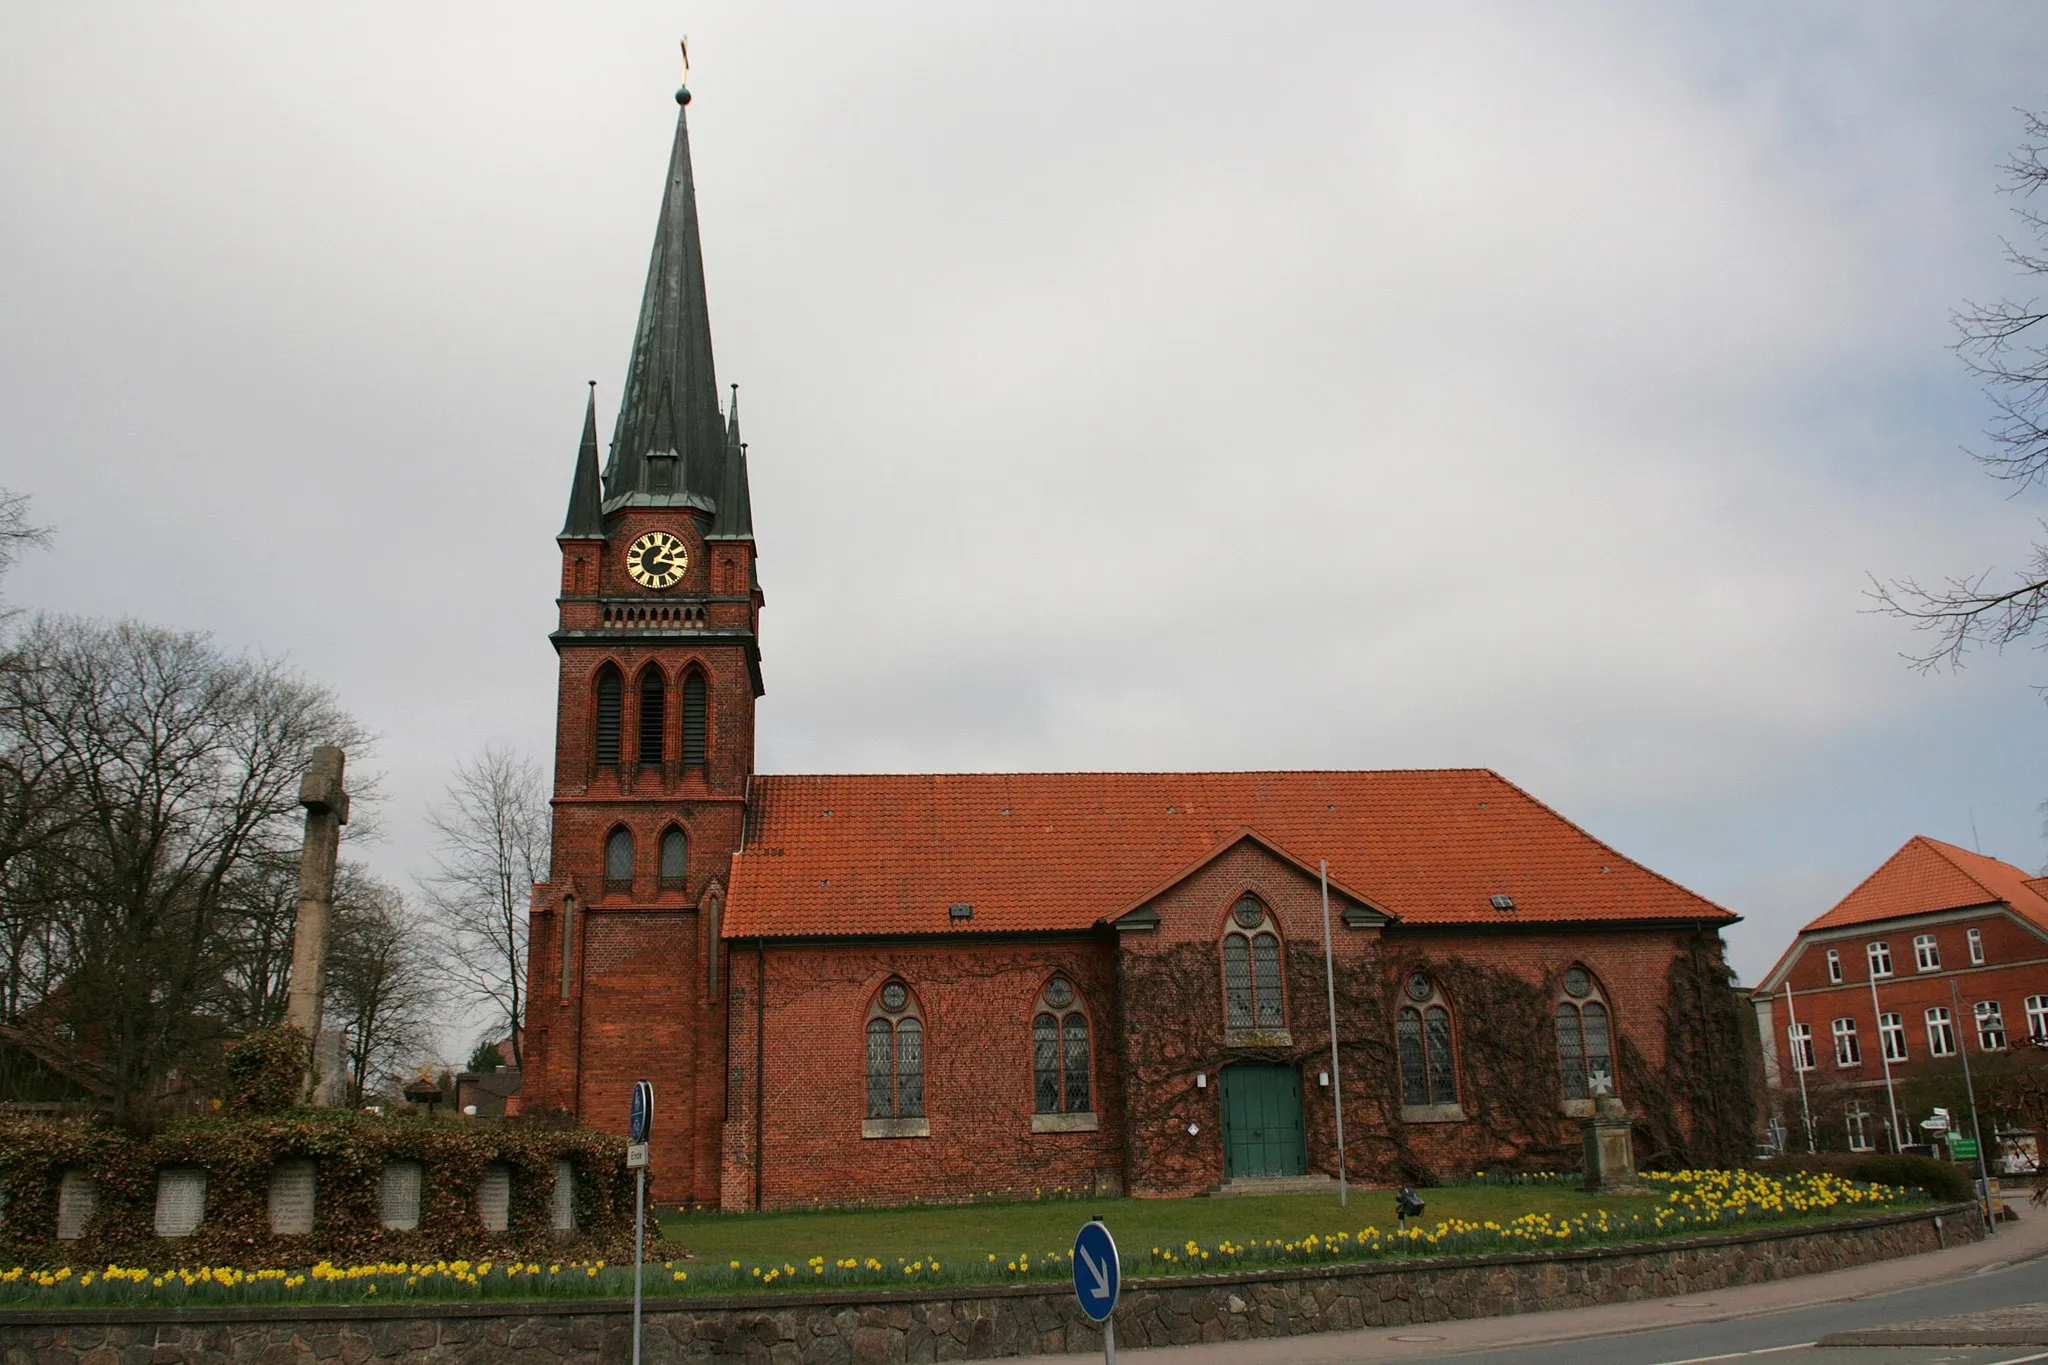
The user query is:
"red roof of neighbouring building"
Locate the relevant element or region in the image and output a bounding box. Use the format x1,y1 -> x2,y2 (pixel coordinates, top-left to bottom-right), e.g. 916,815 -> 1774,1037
723,770 -> 1733,938
1800,835 -> 2048,935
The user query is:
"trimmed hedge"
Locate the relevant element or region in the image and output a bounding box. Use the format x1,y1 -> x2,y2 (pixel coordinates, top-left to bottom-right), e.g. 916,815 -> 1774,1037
1755,1152 -> 1975,1204
0,1114 -> 631,1268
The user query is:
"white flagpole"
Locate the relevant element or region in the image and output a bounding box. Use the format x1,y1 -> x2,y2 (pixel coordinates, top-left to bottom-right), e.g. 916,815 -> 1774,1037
1321,860 -> 1346,1208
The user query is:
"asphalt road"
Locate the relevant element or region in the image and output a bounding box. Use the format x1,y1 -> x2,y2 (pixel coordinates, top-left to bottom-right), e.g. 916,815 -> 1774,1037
1403,1256 -> 2048,1365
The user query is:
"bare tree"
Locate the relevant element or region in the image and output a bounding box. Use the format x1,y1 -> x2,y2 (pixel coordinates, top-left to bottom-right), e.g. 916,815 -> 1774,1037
0,615 -> 369,1119
1875,110 -> 2048,668
325,865 -> 436,1105
422,746 -> 546,1069
0,490 -> 50,624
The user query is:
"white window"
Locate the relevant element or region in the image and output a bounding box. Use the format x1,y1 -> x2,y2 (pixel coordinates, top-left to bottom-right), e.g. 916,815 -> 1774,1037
1826,948 -> 1843,984
1968,927 -> 1985,965
1925,1006 -> 1956,1057
2027,995 -> 2048,1043
1867,941 -> 1894,978
1879,1012 -> 1908,1062
1913,934 -> 1940,972
1845,1102 -> 1874,1153
1975,1000 -> 2007,1051
1831,1017 -> 1860,1066
1788,1022 -> 1816,1072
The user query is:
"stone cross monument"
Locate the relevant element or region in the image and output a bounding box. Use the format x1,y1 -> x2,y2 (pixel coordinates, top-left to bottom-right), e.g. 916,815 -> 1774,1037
285,746 -> 349,1102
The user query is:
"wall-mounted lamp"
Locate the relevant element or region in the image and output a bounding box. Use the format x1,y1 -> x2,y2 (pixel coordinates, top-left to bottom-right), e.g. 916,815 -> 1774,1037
1318,1071 -> 1330,1088
1195,1072 -> 1208,1089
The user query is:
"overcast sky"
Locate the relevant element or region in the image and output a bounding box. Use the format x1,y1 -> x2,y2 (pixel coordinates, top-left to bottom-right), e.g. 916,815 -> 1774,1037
3,4 -> 2046,1040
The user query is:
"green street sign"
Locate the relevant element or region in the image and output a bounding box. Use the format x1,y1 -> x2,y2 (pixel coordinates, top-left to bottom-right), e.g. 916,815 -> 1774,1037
1948,1137 -> 1979,1160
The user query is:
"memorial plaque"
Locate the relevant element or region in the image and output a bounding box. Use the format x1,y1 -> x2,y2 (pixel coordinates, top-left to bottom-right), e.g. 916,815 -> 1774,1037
55,1170 -> 93,1241
378,1160 -> 423,1231
269,1159 -> 316,1236
478,1162 -> 511,1233
154,1166 -> 206,1238
550,1158 -> 575,1232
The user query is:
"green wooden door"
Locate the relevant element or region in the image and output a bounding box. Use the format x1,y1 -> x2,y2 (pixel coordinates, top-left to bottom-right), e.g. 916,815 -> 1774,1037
1221,1064 -> 1306,1178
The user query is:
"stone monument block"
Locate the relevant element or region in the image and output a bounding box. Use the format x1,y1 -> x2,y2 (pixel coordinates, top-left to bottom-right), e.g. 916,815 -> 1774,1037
55,1170 -> 93,1241
268,1159 -> 317,1236
154,1166 -> 206,1238
550,1158 -> 575,1232
1581,1095 -> 1641,1193
478,1162 -> 511,1232
378,1160 -> 423,1231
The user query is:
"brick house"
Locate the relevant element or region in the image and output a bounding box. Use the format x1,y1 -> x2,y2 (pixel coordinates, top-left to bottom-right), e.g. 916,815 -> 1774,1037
1752,836 -> 2048,1156
517,83 -> 1755,1209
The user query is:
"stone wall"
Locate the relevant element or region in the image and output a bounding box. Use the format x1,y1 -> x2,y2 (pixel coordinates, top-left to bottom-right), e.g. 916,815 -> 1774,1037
0,1204 -> 1979,1364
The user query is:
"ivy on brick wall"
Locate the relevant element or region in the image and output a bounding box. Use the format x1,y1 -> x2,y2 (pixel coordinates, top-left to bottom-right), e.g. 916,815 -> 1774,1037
0,1114 -> 632,1268
1119,933 -> 1758,1188
1619,932 -> 1761,1170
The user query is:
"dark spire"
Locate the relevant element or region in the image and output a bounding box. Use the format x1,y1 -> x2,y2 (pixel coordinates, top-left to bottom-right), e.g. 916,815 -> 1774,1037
560,382 -> 605,539
604,83 -> 723,513
709,381 -> 755,539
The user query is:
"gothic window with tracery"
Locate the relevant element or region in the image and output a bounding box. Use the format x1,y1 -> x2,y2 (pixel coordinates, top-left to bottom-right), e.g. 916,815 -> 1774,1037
1221,897 -> 1283,1031
866,980 -> 924,1119
1032,976 -> 1091,1114
1396,971 -> 1457,1106
1555,967 -> 1614,1101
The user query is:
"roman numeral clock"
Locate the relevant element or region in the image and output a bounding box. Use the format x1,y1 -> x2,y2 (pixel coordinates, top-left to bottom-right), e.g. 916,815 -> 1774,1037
626,531 -> 688,590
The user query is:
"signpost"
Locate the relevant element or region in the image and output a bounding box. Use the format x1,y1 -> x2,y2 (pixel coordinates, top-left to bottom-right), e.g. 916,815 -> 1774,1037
628,1081 -> 654,1365
1072,1218 -> 1121,1363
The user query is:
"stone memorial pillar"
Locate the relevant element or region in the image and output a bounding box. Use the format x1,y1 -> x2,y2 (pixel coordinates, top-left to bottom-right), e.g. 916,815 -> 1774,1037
1581,1081 -> 1641,1193
285,746 -> 349,1103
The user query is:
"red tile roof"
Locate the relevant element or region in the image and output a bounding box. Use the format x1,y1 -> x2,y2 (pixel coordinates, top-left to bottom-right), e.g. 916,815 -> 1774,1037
723,770 -> 1733,938
1801,836 -> 2048,935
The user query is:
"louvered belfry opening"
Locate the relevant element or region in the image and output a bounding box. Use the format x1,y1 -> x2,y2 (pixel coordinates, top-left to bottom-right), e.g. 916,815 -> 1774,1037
594,668 -> 622,767
681,671 -> 707,768
638,670 -> 666,765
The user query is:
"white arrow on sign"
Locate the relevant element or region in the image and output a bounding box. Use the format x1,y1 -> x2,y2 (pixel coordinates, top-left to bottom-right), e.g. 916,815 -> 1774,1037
1078,1244 -> 1110,1299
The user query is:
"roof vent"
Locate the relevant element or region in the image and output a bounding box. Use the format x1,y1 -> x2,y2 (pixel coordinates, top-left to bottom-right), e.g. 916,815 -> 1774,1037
1490,894 -> 1516,912
949,903 -> 974,920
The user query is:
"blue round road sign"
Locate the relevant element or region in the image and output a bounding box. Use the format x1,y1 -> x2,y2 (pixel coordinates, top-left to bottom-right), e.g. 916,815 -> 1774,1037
629,1081 -> 654,1144
1071,1219 -> 1119,1322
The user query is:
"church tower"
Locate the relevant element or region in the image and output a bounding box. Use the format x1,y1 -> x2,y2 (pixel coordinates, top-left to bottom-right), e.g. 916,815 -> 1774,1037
523,77 -> 761,1205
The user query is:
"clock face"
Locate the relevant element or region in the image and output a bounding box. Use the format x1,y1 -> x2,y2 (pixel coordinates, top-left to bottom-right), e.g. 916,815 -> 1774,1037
625,531 -> 688,589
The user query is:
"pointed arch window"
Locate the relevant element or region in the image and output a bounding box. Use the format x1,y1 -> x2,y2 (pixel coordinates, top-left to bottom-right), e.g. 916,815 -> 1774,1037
1555,967 -> 1614,1103
681,671 -> 708,769
594,668 -> 622,767
659,827 -> 688,892
864,979 -> 926,1131
1221,897 -> 1284,1034
638,670 -> 666,765
604,827 -> 634,893
1032,976 -> 1091,1117
1396,971 -> 1458,1108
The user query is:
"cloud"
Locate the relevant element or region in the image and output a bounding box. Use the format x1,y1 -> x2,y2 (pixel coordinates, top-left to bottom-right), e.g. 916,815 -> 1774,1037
1,1 -> 2045,1015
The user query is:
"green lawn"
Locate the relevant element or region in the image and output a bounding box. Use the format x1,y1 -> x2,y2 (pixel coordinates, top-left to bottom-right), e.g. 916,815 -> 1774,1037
657,1185 -> 1672,1270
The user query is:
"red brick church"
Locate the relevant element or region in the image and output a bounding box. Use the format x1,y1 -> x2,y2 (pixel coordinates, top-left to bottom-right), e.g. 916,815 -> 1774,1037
518,84 -> 1757,1209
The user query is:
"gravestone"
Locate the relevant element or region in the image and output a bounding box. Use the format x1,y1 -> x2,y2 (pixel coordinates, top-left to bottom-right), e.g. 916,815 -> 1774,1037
154,1166 -> 206,1238
268,1159 -> 316,1236
478,1162 -> 511,1233
550,1158 -> 575,1232
55,1170 -> 94,1241
378,1160 -> 423,1231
